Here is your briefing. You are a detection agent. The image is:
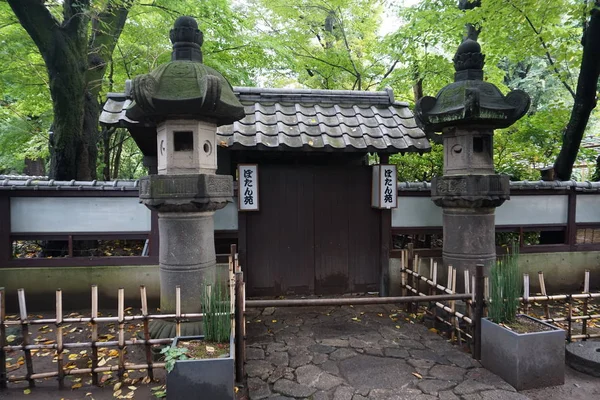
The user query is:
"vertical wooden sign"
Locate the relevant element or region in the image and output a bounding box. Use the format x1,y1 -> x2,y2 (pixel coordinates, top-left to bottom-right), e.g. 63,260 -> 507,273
371,164 -> 397,209
238,164 -> 259,211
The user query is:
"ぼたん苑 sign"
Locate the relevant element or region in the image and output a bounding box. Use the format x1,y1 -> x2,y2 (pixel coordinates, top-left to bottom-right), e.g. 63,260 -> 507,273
371,165 -> 397,209
238,164 -> 259,211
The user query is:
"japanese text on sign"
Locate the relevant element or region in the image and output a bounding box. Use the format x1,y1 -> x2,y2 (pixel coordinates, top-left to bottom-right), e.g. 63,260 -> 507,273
238,165 -> 259,211
372,165 -> 397,209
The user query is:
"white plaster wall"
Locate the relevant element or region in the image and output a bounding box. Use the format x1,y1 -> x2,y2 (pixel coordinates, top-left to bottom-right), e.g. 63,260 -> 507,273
10,197 -> 151,233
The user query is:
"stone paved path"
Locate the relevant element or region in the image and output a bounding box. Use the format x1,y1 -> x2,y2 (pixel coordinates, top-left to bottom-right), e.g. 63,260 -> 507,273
244,303 -> 530,400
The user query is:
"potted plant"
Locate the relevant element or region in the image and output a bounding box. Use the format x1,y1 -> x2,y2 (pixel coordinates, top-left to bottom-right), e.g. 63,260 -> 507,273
481,245 -> 565,391
163,283 -> 235,400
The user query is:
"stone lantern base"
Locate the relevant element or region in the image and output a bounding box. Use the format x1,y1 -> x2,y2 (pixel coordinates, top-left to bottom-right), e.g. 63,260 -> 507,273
139,174 -> 233,338
431,174 -> 510,288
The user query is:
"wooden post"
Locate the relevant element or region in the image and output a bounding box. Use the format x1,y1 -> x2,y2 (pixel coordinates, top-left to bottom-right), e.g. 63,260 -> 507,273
56,289 -> 65,389
235,272 -> 245,383
17,289 -> 35,387
0,287 -> 6,389
567,189 -> 577,250
117,288 -> 125,380
464,270 -> 472,319
431,262 -> 438,296
473,264 -> 484,360
523,274 -> 530,315
401,250 -> 407,298
539,272 -> 550,319
90,285 -> 99,385
140,286 -> 154,380
67,235 -> 73,257
378,155 -> 392,297
567,294 -> 573,342
0,196 -> 11,268
582,270 -> 590,339
175,286 -> 182,338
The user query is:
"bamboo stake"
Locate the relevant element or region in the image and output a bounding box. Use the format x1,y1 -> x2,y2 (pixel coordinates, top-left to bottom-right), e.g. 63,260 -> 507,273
18,289 -> 35,388
90,285 -> 99,385
451,268 -> 461,344
428,259 -> 434,296
570,333 -> 600,340
582,270 -> 590,339
4,338 -> 176,352
401,267 -> 453,294
3,312 -> 216,326
6,362 -> 167,383
538,272 -> 550,319
523,274 -> 530,315
242,281 -> 246,372
403,283 -> 473,324
567,294 -> 573,342
414,255 -> 420,311
474,265 -> 484,360
446,265 -> 453,291
432,262 -> 438,296
175,286 -> 181,338
117,288 -> 125,380
140,286 -> 153,380
484,277 -> 489,317
56,289 -> 65,389
400,250 -> 406,296
0,287 -> 6,389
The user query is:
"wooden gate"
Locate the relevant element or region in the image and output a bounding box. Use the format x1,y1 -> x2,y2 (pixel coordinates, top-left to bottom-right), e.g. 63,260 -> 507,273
243,164 -> 381,296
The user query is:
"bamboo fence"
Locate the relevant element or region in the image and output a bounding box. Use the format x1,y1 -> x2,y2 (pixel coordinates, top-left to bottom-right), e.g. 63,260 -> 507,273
400,253 -> 600,344
0,246 -> 242,389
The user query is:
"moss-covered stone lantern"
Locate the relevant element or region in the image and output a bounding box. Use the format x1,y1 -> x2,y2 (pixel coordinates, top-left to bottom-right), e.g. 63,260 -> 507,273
122,16 -> 244,337
415,38 -> 530,281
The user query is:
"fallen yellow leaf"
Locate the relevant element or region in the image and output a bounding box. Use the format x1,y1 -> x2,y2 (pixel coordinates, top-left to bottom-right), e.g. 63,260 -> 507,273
24,388 -> 31,394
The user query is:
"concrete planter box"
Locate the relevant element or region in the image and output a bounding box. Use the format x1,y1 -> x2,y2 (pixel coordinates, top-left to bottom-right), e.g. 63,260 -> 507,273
481,315 -> 565,391
167,335 -> 235,400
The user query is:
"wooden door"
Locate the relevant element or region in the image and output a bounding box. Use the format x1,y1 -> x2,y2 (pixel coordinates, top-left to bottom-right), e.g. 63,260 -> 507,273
244,165 -> 380,296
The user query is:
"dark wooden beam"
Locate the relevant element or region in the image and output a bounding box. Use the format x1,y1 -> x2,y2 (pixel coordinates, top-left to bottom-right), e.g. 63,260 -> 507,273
0,196 -> 10,265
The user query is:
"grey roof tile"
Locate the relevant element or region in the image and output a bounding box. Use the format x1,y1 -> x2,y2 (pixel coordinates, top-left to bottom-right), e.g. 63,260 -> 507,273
99,86 -> 429,153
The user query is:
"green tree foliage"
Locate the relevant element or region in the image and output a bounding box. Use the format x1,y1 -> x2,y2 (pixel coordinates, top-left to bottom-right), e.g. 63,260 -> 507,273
1,0 -> 598,181
254,0 -> 394,90
0,0 -> 269,179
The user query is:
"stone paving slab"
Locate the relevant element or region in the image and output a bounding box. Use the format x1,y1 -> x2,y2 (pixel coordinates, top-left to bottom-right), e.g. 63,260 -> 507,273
244,304 -> 528,400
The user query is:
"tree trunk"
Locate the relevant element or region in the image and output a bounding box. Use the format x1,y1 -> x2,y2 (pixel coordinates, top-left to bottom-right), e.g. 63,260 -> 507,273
46,31 -> 91,181
8,0 -> 131,181
554,3 -> 600,181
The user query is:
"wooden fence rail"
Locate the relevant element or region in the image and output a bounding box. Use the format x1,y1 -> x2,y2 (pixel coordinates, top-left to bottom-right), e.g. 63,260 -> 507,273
0,246 -> 242,389
401,254 -> 600,346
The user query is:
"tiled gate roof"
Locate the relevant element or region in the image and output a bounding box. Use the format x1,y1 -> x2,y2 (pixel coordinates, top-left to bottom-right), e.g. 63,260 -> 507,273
100,86 -> 430,154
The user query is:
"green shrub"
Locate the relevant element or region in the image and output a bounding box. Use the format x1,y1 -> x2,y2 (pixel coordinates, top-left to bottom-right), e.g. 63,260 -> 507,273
202,283 -> 231,343
489,245 -> 521,324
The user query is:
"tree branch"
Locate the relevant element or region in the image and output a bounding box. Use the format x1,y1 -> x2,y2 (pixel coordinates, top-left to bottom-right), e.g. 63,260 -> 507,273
554,1 -> 600,180
6,0 -> 59,54
507,0 -> 576,99
86,0 -> 132,95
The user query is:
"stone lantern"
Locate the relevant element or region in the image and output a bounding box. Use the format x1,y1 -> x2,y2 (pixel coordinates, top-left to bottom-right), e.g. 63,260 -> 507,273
415,39 -> 530,281
123,16 -> 245,336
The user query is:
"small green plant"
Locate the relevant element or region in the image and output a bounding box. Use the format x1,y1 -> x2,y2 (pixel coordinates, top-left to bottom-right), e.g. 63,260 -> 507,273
489,244 -> 521,324
161,346 -> 189,373
203,283 -> 231,343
